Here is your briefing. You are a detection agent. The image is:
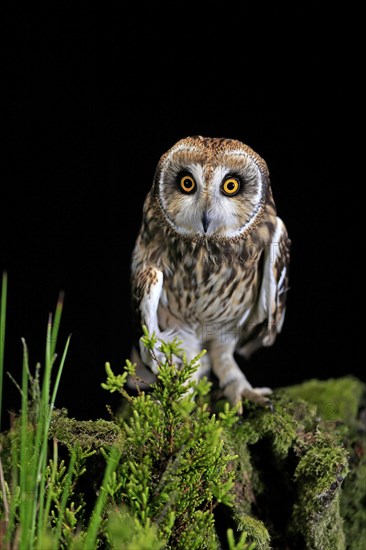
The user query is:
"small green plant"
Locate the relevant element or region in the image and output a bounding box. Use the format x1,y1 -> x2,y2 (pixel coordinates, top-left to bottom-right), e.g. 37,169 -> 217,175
101,326 -> 245,549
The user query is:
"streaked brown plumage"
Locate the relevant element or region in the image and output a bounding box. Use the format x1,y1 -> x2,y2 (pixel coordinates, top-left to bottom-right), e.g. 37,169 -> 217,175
130,136 -> 291,411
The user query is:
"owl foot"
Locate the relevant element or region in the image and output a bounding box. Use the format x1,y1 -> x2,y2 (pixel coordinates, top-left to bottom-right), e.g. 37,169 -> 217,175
223,380 -> 273,415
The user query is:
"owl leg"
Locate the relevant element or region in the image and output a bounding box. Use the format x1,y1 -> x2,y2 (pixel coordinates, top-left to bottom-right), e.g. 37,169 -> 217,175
208,339 -> 272,413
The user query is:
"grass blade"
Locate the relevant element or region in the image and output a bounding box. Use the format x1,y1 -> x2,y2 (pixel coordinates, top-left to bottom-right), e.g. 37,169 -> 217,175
19,338 -> 33,549
35,314 -> 56,543
50,334 -> 71,415
0,271 -> 8,432
40,333 -> 72,543
34,308 -> 71,545
50,291 -> 64,360
5,421 -> 19,547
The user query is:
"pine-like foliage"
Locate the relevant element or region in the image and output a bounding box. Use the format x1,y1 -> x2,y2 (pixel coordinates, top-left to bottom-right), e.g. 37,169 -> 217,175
102,327 -> 251,550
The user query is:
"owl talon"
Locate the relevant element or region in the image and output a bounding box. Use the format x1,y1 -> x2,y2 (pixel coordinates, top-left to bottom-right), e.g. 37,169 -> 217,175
235,395 -> 273,415
240,387 -> 272,408
224,381 -> 273,414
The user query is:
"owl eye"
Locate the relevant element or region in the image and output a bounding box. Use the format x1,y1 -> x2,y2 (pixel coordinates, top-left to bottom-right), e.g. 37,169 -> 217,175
179,174 -> 196,194
222,177 -> 240,196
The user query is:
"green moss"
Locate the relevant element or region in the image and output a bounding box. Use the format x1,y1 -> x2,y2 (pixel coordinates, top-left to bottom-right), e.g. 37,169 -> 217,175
223,394 -> 318,548
234,514 -> 271,550
223,429 -> 270,548
294,492 -> 345,550
282,376 -> 365,428
244,395 -> 312,458
341,460 -> 366,550
49,409 -> 123,450
340,415 -> 366,550
221,378 -> 366,549
229,439 -> 255,516
282,376 -> 366,549
289,430 -> 349,549
294,430 -> 349,498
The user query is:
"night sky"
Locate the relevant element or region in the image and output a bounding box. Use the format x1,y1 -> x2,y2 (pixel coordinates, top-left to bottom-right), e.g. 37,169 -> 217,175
1,4 -> 359,427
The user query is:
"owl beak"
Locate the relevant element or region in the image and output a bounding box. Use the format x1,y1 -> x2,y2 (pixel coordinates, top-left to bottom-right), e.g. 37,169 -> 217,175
201,211 -> 211,233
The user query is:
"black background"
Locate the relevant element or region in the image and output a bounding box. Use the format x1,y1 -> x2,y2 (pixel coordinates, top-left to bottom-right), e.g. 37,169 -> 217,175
1,3 -> 360,427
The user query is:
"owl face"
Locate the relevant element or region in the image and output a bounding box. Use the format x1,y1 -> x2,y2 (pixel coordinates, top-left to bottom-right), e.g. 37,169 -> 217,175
154,136 -> 270,240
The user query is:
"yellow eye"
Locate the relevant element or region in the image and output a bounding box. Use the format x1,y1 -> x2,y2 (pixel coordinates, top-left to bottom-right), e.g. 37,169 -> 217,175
222,177 -> 240,196
180,174 -> 196,194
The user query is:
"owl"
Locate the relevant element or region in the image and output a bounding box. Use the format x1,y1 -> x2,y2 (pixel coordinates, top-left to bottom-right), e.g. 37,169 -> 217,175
130,136 -> 290,412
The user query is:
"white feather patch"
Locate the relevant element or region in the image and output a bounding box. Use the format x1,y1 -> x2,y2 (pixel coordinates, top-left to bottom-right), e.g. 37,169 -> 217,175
140,269 -> 163,335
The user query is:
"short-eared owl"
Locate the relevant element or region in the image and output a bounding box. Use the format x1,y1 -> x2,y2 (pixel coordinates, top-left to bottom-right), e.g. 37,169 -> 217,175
130,136 -> 290,411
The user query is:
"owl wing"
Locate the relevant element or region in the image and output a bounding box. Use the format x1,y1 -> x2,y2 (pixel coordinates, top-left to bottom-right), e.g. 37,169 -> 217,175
131,263 -> 163,340
236,217 -> 291,358
126,262 -> 163,388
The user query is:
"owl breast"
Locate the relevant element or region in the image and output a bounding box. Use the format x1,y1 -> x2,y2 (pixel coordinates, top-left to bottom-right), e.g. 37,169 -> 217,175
157,246 -> 262,338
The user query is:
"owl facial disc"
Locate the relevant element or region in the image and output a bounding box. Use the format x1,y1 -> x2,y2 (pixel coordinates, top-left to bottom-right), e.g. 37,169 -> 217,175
155,136 -> 268,240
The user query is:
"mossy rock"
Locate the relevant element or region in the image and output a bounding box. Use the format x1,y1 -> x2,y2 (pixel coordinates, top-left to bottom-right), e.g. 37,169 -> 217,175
282,376 -> 366,549
44,376 -> 365,549
220,376 -> 366,549
282,375 -> 364,428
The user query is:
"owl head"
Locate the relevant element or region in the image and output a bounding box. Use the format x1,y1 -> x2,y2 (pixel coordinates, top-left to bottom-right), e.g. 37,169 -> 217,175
153,136 -> 271,240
